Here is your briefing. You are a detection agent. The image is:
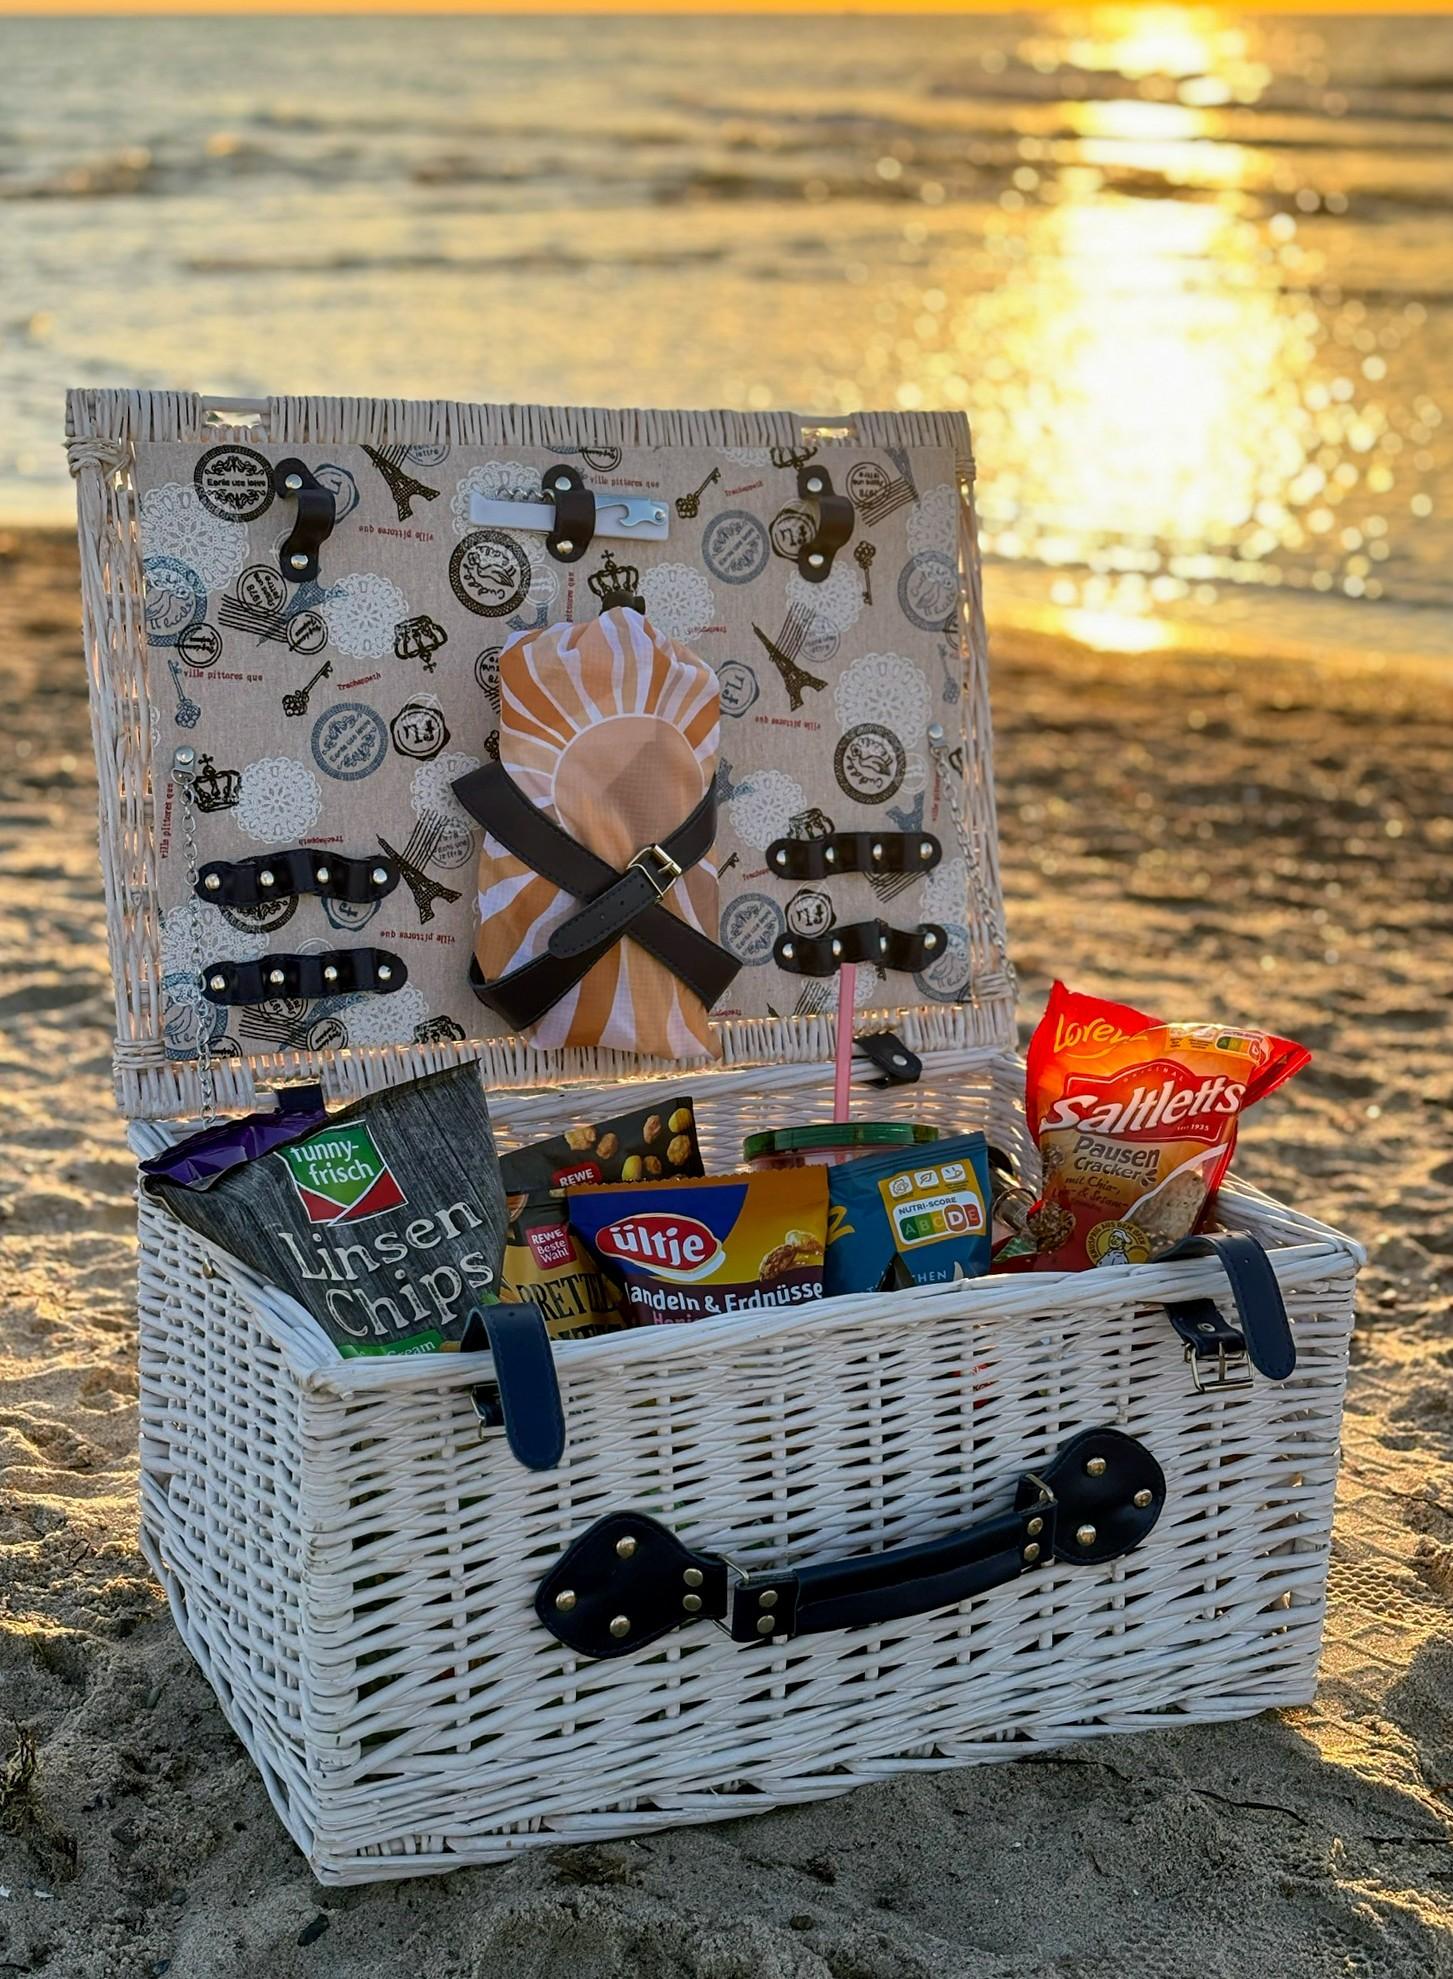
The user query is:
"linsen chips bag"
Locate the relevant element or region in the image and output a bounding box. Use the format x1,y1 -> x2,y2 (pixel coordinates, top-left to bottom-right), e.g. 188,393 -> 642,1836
141,1065 -> 508,1356
1008,982 -> 1310,1273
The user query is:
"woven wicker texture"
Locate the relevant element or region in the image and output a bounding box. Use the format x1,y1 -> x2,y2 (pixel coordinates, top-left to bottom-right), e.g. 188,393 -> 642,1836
130,1051 -> 1359,1884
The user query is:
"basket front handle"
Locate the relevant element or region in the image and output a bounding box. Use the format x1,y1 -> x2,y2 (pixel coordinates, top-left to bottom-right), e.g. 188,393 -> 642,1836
535,1425 -> 1165,1660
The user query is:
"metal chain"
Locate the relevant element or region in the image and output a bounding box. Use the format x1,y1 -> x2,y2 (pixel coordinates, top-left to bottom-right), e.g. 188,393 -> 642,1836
171,746 -> 218,1124
927,721 -> 1010,968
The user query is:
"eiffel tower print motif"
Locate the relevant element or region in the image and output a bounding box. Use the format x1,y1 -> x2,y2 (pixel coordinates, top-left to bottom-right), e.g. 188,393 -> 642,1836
376,813 -> 462,925
362,446 -> 441,523
751,604 -> 828,712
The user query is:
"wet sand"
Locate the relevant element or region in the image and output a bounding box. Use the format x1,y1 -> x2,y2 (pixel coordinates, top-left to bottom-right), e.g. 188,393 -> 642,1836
1,527 -> 1450,1975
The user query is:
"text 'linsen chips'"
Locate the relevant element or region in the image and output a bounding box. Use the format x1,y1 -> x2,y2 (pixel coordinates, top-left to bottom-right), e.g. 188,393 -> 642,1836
567,1170 -> 827,1324
142,1065 -> 508,1356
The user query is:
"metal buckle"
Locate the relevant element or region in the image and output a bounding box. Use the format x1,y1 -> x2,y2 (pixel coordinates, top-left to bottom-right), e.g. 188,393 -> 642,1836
1186,1342 -> 1255,1393
629,843 -> 683,899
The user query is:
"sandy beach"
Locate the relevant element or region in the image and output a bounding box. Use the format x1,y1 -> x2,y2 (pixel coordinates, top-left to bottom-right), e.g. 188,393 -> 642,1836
1,523 -> 1449,1976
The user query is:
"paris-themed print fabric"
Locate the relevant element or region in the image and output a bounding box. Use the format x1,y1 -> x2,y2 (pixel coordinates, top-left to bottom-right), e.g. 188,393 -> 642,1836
132,432 -> 972,1069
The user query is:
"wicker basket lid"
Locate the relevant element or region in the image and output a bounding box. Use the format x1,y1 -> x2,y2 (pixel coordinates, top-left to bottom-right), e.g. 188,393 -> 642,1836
68,389 -> 1014,1121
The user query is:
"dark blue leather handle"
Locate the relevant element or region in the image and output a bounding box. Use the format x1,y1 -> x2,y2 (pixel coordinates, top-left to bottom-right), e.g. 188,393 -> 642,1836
1161,1230 -> 1296,1381
465,1303 -> 565,1471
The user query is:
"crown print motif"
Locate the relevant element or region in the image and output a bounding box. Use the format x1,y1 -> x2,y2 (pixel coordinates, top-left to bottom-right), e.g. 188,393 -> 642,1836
191,755 -> 241,812
587,550 -> 643,615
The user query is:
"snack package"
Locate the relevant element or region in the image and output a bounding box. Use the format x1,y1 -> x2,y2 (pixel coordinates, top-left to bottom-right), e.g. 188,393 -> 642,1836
140,1065 -> 508,1356
567,1170 -> 827,1324
1004,982 -> 1311,1273
497,1098 -> 704,1337
825,1133 -> 993,1296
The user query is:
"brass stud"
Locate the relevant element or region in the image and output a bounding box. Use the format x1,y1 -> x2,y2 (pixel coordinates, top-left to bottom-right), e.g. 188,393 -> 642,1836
314,864 -> 330,885
755,1615 -> 776,1636
1076,1523 -> 1097,1548
554,1589 -> 577,1612
289,552 -> 309,572
203,873 -> 221,891
1133,1488 -> 1153,1509
683,1567 -> 704,1588
268,968 -> 286,986
608,1615 -> 631,1639
1086,1456 -> 1107,1478
377,964 -> 393,983
1023,1542 -> 1041,1563
615,1535 -> 638,1561
682,1593 -> 702,1614
1026,1516 -> 1043,1537
208,973 -> 226,992
757,1589 -> 778,1610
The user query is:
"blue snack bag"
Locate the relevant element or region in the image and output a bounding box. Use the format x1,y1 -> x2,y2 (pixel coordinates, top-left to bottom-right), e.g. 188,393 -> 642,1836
825,1133 -> 993,1296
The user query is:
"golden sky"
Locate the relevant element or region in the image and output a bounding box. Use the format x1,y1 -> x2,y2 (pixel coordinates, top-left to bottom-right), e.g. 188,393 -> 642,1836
8,0 -> 1453,14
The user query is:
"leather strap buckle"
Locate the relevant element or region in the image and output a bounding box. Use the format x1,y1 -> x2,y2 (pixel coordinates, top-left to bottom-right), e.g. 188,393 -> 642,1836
628,842 -> 683,899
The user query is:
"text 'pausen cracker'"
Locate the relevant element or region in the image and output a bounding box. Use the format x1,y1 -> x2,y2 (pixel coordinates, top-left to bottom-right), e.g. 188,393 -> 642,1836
142,1065 -> 508,1356
568,1170 -> 827,1324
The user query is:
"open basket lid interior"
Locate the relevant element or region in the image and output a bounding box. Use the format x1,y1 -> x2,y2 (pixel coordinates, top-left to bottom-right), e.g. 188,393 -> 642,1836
68,390 -> 1014,1122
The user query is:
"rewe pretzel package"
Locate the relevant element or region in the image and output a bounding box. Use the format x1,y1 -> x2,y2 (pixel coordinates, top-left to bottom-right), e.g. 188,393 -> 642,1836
1010,982 -> 1311,1273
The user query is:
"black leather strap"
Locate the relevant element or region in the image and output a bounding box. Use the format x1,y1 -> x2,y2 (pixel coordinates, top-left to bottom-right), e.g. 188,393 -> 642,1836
1162,1230 -> 1296,1382
463,1302 -> 565,1471
854,1030 -> 922,1087
195,849 -> 399,909
200,948 -> 406,1006
767,832 -> 941,881
275,457 -> 336,585
535,1425 -> 1165,1659
454,762 -> 739,1031
775,919 -> 948,977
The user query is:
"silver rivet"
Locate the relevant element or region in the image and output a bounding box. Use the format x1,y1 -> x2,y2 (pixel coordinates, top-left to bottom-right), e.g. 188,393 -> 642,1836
757,1589 -> 778,1610
268,968 -> 285,986
920,841 -> 934,860
258,869 -> 275,887
781,942 -> 794,960
830,939 -> 842,959
1076,1524 -> 1097,1548
377,964 -> 393,983
609,1615 -> 631,1639
289,552 -> 309,571
554,1589 -> 577,1612
314,864 -> 330,884
557,539 -> 574,555
203,873 -> 221,891
806,476 -> 824,493
823,845 -> 837,864
371,866 -> 389,886
683,1567 -> 704,1588
652,507 -> 665,523
1086,1456 -> 1106,1478
892,1053 -> 907,1067
807,552 -> 825,569
208,973 -> 226,992
878,934 -> 889,954
927,722 -> 945,746
323,965 -> 338,983
755,1615 -> 775,1636
174,747 -> 195,768
923,931 -> 938,949
1134,1489 -> 1153,1509
1198,1320 -> 1216,1334
683,1593 -> 702,1613
1026,1516 -> 1043,1537
284,473 -> 303,493
1023,1542 -> 1040,1563
615,1535 -> 637,1561
775,848 -> 789,865
870,842 -> 883,861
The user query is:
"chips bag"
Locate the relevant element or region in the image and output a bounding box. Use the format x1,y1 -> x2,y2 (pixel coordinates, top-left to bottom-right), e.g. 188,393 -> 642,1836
1006,982 -> 1310,1273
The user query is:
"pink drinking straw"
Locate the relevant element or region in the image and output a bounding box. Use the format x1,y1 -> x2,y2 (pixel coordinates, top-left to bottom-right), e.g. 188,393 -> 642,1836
833,963 -> 856,1123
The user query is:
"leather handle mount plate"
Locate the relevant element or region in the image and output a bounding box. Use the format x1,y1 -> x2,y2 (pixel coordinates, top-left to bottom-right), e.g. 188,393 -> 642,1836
200,949 -> 407,1006
194,850 -> 399,909
535,1425 -> 1165,1659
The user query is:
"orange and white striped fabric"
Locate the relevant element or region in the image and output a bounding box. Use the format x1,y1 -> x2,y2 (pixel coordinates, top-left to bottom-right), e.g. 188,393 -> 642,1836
475,607 -> 722,1057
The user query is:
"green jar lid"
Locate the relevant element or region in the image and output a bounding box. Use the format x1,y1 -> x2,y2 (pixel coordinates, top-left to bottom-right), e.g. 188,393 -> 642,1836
742,1122 -> 941,1161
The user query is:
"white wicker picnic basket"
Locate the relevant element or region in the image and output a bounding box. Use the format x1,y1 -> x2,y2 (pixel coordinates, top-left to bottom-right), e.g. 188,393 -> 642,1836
70,390 -> 1362,1885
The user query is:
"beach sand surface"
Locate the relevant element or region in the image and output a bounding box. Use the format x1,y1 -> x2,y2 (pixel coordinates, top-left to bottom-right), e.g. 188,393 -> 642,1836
1,529 -> 1449,1977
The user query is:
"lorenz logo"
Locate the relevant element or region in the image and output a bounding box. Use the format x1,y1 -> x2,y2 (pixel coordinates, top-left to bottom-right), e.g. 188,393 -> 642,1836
277,1123 -> 406,1225
594,1212 -> 722,1283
